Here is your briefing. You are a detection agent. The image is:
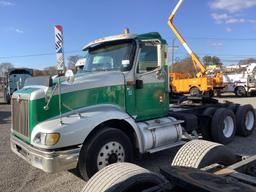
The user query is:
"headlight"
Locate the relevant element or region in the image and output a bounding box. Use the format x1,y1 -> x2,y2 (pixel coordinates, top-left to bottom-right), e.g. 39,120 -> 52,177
34,132 -> 60,146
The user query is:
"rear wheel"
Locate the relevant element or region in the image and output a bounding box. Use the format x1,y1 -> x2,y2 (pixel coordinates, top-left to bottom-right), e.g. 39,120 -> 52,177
235,86 -> 246,97
236,105 -> 256,136
211,108 -> 236,144
82,163 -> 166,192
208,90 -> 214,97
203,90 -> 214,97
189,87 -> 200,96
201,107 -> 216,140
227,104 -> 239,113
78,128 -> 133,180
171,140 -> 237,168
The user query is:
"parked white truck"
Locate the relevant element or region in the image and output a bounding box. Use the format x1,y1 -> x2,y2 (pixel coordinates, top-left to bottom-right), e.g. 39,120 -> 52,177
222,63 -> 256,96
75,58 -> 86,73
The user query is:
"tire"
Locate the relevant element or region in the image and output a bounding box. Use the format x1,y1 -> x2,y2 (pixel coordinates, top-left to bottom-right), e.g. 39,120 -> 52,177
189,87 -> 200,96
6,94 -> 11,104
208,90 -> 214,97
235,86 -> 246,97
227,104 -> 239,113
215,89 -> 221,97
203,90 -> 214,97
82,163 -> 166,192
236,105 -> 256,137
211,108 -> 236,144
3,91 -> 10,104
78,128 -> 133,180
201,107 -> 216,140
171,140 -> 237,168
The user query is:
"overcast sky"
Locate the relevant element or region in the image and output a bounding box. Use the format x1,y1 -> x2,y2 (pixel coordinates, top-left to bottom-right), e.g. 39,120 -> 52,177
0,0 -> 256,69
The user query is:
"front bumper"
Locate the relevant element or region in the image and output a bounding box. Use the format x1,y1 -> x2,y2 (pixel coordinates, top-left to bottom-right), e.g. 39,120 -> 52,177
10,134 -> 81,173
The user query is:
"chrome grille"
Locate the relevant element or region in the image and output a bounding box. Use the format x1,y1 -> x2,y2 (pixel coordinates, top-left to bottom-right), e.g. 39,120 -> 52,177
12,98 -> 29,138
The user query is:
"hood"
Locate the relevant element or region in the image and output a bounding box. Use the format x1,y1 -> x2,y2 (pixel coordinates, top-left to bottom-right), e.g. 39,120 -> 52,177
60,71 -> 125,96
12,71 -> 126,137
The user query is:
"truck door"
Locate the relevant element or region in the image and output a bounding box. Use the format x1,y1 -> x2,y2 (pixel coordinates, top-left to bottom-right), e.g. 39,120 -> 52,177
135,41 -> 169,121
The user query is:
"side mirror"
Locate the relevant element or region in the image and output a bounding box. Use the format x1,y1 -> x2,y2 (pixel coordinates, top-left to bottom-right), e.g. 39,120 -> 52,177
65,69 -> 75,84
136,79 -> 143,89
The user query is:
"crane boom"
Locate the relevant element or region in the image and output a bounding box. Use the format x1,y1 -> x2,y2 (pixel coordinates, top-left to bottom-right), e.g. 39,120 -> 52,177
168,0 -> 206,77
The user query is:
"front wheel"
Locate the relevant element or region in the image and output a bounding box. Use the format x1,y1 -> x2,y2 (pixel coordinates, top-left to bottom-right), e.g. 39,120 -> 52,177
78,128 -> 133,180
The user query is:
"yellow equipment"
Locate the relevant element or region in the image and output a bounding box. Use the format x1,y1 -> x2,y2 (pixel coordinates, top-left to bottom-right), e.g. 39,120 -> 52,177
168,0 -> 223,96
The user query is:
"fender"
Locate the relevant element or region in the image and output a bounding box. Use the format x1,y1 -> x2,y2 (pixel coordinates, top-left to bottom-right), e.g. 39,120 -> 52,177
31,104 -> 143,152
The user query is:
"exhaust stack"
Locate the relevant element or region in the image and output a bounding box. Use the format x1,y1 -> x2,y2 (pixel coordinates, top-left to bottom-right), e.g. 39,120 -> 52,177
55,25 -> 65,74
124,28 -> 130,34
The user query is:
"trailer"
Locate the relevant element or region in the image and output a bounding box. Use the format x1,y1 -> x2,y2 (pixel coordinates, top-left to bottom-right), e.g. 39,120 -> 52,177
10,1 -> 256,180
83,140 -> 256,192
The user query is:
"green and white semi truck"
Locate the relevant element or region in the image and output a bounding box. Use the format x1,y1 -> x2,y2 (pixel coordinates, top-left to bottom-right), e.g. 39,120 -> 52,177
10,31 -> 255,179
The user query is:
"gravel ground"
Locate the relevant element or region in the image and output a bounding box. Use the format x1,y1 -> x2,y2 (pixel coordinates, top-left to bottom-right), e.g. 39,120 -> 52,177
0,93 -> 256,192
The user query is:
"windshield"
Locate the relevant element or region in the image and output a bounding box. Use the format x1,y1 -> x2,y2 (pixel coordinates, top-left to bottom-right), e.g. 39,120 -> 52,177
83,40 -> 135,72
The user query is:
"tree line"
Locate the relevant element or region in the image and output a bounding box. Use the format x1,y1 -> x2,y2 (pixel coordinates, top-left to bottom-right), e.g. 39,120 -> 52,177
170,56 -> 256,74
1,55 -> 256,77
0,55 -> 82,77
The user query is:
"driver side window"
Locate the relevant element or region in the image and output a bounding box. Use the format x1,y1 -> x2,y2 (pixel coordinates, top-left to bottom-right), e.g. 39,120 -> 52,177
137,43 -> 158,73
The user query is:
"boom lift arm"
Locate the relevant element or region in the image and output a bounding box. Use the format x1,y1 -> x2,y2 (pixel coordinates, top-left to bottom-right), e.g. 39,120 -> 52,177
168,0 -> 206,78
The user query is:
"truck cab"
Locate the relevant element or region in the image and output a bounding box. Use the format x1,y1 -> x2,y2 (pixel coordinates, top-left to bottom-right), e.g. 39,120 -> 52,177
4,68 -> 33,103
10,32 -> 185,179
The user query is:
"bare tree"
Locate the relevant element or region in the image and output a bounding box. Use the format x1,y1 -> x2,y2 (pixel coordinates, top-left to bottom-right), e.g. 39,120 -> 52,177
67,55 -> 82,70
44,66 -> 57,76
0,62 -> 14,77
33,67 -> 57,76
202,56 -> 222,66
170,57 -> 199,77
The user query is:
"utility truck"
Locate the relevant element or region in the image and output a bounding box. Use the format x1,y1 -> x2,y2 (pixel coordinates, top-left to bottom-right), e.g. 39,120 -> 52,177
221,63 -> 256,97
168,0 -> 223,96
3,68 -> 33,104
10,1 -> 255,180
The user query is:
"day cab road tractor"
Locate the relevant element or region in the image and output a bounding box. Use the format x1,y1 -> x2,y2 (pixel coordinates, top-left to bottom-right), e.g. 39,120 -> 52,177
3,68 -> 33,104
10,2 -> 256,180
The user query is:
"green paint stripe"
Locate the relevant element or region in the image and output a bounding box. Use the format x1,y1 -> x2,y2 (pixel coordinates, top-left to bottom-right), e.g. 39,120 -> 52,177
29,85 -> 125,134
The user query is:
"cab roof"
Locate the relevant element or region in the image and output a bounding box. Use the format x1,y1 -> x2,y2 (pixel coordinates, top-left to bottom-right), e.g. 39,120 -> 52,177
82,32 -> 167,51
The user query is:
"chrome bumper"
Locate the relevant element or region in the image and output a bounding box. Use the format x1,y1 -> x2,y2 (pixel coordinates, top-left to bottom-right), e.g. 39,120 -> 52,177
10,134 -> 81,173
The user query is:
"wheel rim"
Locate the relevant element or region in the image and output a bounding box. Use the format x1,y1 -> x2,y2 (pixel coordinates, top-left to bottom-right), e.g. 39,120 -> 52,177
97,141 -> 125,170
245,111 -> 255,131
223,116 -> 234,138
237,87 -> 245,96
191,88 -> 199,96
